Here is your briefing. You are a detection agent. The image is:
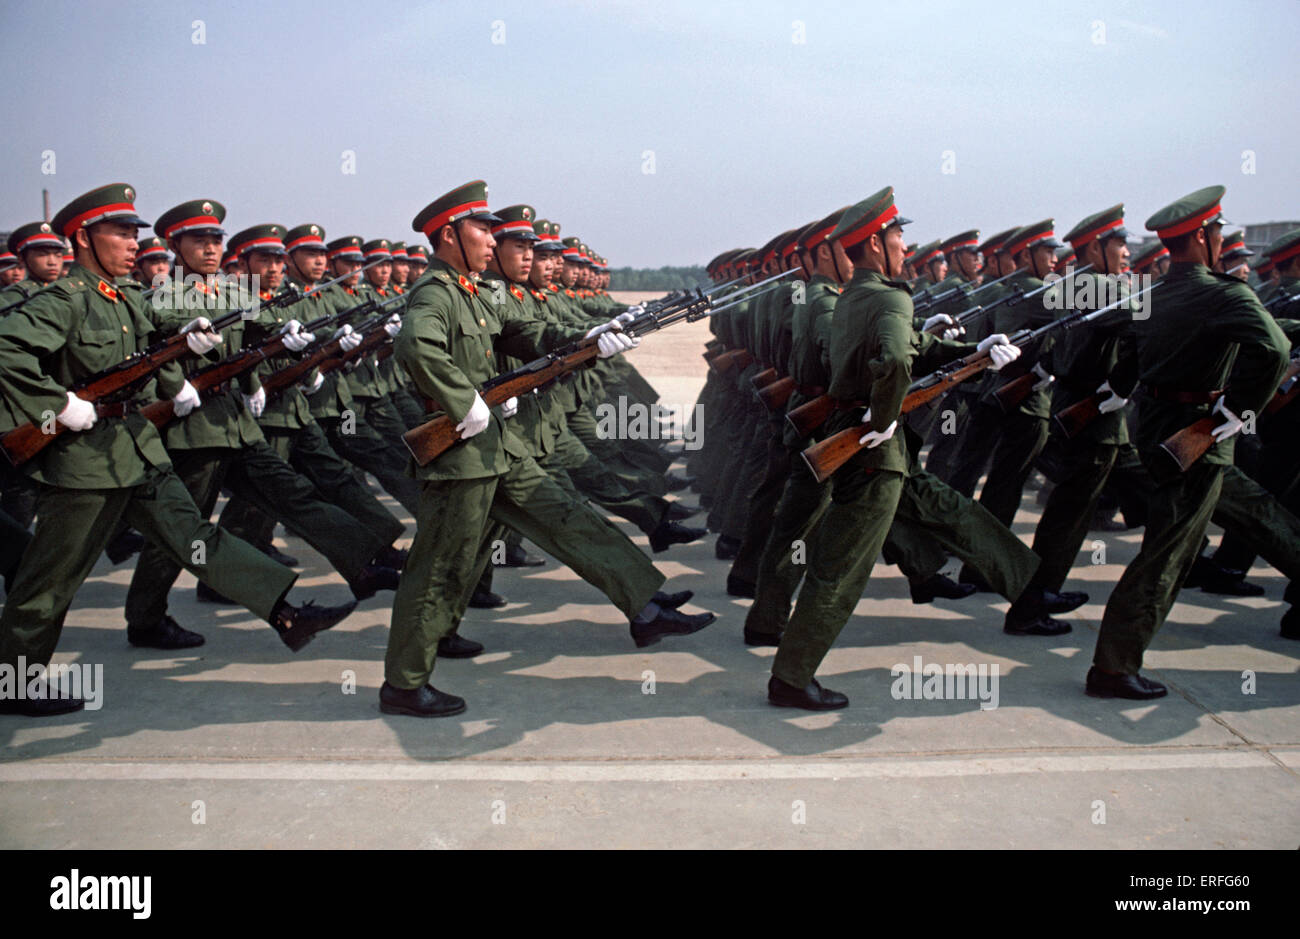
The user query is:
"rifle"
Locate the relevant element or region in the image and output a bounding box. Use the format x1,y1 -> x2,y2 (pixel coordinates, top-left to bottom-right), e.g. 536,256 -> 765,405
1263,290 -> 1299,312
923,264 -> 1096,337
0,287 -> 301,467
400,271 -> 794,466
800,287 -> 1151,483
261,299 -> 405,399
0,263 -> 372,467
913,267 -> 1020,312
1156,352 -> 1300,475
751,367 -> 779,389
1052,388 -> 1110,439
757,375 -> 796,412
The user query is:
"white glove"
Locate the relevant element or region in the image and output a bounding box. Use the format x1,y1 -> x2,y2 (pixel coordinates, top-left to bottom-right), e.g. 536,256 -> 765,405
977,334 -> 1021,371
56,392 -> 96,432
456,391 -> 491,439
584,321 -> 613,339
1032,362 -> 1055,392
597,329 -> 638,358
172,380 -> 202,417
243,386 -> 266,418
624,304 -> 645,318
1210,397 -> 1244,443
383,313 -> 402,338
181,317 -> 220,355
334,325 -> 361,352
616,310 -> 638,324
305,371 -> 325,394
1096,381 -> 1128,414
922,313 -> 954,333
280,320 -> 312,352
858,408 -> 898,448
502,396 -> 518,418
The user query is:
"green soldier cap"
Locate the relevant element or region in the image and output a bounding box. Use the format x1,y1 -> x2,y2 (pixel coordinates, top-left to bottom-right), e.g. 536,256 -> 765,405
829,187 -> 911,251
1055,245 -> 1076,264
1005,219 -> 1061,256
491,205 -> 540,242
578,242 -> 593,264
904,242 -> 918,261
1218,230 -> 1253,261
221,250 -> 240,270
285,223 -> 327,253
1130,241 -> 1170,272
1264,228 -> 1300,269
412,179 -> 503,241
533,219 -> 565,252
389,240 -> 408,261
1145,185 -> 1228,239
777,227 -> 804,262
155,199 -> 227,241
561,236 -> 586,263
327,235 -> 364,261
978,227 -> 1018,256
135,235 -> 170,261
912,241 -> 943,268
8,220 -> 64,256
0,251 -> 19,271
61,240 -> 74,261
405,244 -> 429,263
51,183 -> 150,239
940,229 -> 980,257
1064,204 -> 1129,249
362,238 -> 392,261
791,220 -> 823,255
756,231 -> 787,269
229,224 -> 288,257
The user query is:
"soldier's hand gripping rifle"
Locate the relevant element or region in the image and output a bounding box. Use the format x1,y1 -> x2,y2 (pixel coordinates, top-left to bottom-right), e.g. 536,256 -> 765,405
0,284 -> 305,467
259,296 -> 405,400
1155,349 -> 1300,475
799,289 -> 1147,483
401,271 -> 793,467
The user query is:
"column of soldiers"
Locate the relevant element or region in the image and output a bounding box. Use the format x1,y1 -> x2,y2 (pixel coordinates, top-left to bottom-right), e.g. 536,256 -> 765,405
0,180 -> 711,717
694,184 -> 1300,709
2,179 -> 1297,720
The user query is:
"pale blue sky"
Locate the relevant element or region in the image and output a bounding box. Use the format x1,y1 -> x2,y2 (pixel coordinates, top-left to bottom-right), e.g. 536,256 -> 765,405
2,0 -> 1296,266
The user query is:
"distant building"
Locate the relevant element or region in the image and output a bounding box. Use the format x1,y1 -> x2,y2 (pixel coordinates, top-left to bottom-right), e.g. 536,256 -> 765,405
1244,221 -> 1300,254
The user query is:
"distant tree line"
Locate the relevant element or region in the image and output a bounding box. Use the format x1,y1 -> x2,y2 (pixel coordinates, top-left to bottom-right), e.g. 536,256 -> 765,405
608,266 -> 709,290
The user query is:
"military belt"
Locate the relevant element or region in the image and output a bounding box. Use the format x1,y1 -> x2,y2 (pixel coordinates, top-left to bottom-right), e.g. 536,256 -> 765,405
1140,385 -> 1224,405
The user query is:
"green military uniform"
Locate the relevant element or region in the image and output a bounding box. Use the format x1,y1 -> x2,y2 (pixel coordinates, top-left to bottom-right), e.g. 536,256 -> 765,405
1092,187 -> 1289,692
0,185 -> 302,675
385,182 -> 671,697
214,224 -> 406,560
123,201 -> 393,634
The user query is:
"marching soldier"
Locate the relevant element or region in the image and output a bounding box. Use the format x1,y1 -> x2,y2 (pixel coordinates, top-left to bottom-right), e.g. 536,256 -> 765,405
122,199 -> 398,649
0,184 -> 355,715
132,235 -> 171,287
381,181 -> 714,717
0,252 -> 23,287
1088,186 -> 1289,698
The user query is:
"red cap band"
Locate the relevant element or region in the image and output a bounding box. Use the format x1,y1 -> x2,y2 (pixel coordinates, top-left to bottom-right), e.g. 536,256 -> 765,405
836,205 -> 901,250
1156,203 -> 1221,239
1070,217 -> 1125,248
420,199 -> 489,238
61,201 -> 137,237
163,214 -> 222,239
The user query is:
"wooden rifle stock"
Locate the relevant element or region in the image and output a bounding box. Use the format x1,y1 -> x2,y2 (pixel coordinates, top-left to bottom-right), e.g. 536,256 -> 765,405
785,394 -> 835,439
1155,417 -> 1218,476
402,341 -> 601,467
1052,390 -> 1106,439
800,355 -> 995,483
710,348 -> 753,375
750,367 -> 779,390
1264,357 -> 1300,416
757,375 -> 795,413
993,370 -> 1039,413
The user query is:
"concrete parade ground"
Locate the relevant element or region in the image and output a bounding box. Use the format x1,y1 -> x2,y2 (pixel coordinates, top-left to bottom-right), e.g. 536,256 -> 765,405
0,310 -> 1297,850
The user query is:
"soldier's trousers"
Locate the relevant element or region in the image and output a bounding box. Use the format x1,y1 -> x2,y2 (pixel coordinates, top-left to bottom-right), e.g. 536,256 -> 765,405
684,369 -> 721,484
124,443 -> 386,629
0,505 -> 33,592
730,431 -> 793,586
1,469 -> 296,670
385,454 -> 665,689
1,465 -> 36,530
978,411 -> 1050,528
547,425 -> 668,535
1030,439 -> 1118,594
219,422 -> 405,555
320,413 -> 422,515
944,400 -> 1002,499
923,390 -> 976,482
1095,459 -> 1223,675
1207,464 -> 1300,602
722,408 -> 777,540
772,465 -> 905,688
566,405 -> 667,497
